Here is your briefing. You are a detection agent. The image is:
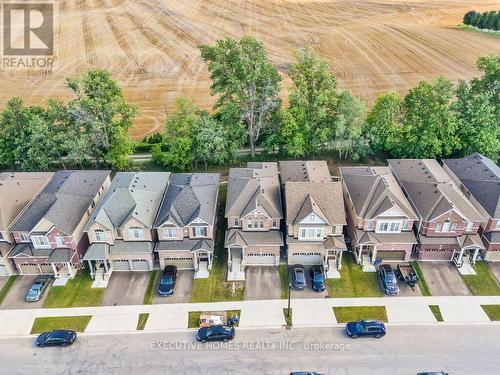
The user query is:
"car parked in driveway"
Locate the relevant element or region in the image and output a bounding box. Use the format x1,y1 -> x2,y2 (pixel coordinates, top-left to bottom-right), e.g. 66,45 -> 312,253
26,276 -> 52,302
158,265 -> 177,296
379,264 -> 400,295
309,265 -> 326,292
36,330 -> 77,347
291,264 -> 307,289
196,325 -> 235,343
345,320 -> 386,339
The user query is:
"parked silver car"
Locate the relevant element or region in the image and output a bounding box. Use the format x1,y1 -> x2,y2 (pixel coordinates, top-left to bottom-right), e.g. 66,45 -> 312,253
26,276 -> 52,302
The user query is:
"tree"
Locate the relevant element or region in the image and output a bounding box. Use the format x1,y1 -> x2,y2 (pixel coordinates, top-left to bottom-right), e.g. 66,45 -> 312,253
286,47 -> 338,156
365,92 -> 402,153
193,114 -> 228,168
65,70 -> 137,169
200,36 -> 281,157
0,97 -> 25,168
463,10 -> 478,26
279,109 -> 307,158
471,55 -> 500,116
454,80 -> 499,159
395,77 -> 459,158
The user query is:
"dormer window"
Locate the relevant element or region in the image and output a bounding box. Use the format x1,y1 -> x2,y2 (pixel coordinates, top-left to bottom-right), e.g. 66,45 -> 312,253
163,228 -> 177,239
95,229 -> 106,242
129,227 -> 144,239
193,227 -> 207,238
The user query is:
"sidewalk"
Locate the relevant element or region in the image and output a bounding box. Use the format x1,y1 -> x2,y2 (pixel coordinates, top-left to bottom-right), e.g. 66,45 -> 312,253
1,296 -> 498,338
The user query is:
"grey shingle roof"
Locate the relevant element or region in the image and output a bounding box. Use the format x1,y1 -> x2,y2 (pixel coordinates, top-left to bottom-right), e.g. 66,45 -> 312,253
225,163 -> 282,219
154,173 -> 220,227
85,172 -> 170,231
279,161 -> 331,184
83,243 -> 109,261
388,159 -> 483,222
355,229 -> 417,245
284,182 -> 346,226
155,239 -> 213,252
340,166 -> 417,220
224,229 -> 283,247
109,240 -> 153,254
8,243 -> 51,258
47,248 -> 75,263
443,153 -> 500,219
484,231 -> 500,243
11,170 -> 110,234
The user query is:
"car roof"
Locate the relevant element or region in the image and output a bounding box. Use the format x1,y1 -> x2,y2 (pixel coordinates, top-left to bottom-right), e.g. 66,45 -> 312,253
49,330 -> 72,339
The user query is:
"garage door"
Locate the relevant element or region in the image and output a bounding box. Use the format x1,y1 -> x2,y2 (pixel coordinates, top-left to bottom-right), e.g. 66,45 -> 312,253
418,249 -> 454,261
245,254 -> 277,266
486,250 -> 500,261
131,259 -> 150,271
113,260 -> 131,271
376,251 -> 406,261
0,264 -> 9,276
290,252 -> 322,265
40,264 -> 55,274
19,263 -> 41,275
163,257 -> 193,269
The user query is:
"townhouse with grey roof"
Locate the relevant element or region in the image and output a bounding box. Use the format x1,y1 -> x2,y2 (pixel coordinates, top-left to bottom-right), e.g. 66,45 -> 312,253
225,163 -> 283,281
443,153 -> 500,262
280,161 -> 346,278
388,159 -> 484,274
339,166 -> 418,271
83,172 -> 170,286
7,170 -> 111,283
0,172 -> 53,276
154,173 -> 220,279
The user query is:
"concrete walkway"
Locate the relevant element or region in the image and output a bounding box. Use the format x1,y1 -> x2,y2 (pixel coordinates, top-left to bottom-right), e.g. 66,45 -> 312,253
1,296 -> 499,338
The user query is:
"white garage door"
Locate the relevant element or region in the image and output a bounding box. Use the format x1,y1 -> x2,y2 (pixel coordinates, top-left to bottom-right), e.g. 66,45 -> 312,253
113,260 -> 131,271
40,264 -> 55,274
163,257 -> 193,269
245,253 -> 277,266
486,250 -> 500,261
376,251 -> 406,261
290,252 -> 322,265
132,259 -> 150,271
0,264 -> 9,276
19,263 -> 42,275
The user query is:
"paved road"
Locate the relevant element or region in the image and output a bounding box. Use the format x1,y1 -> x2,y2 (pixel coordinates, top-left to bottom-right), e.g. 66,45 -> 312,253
1,325 -> 499,374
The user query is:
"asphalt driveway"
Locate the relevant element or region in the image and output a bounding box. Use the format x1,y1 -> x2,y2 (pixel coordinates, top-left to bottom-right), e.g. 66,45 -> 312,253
153,270 -> 193,304
0,276 -> 51,309
101,272 -> 151,306
419,262 -> 471,296
489,262 -> 500,284
244,267 -> 281,300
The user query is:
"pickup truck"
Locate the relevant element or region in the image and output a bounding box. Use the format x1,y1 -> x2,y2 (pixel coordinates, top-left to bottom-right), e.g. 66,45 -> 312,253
396,263 -> 419,290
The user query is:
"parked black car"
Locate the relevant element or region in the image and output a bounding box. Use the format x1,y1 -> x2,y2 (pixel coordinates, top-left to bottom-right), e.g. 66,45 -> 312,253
26,276 -> 52,302
345,320 -> 386,339
379,264 -> 400,295
36,330 -> 77,347
196,325 -> 235,343
158,265 -> 177,296
309,265 -> 326,292
291,264 -> 307,289
417,372 -> 451,375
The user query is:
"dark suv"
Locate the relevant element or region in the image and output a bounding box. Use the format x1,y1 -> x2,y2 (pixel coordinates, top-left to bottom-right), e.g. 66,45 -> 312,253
345,320 -> 386,339
309,265 -> 326,292
291,264 -> 307,289
379,264 -> 400,295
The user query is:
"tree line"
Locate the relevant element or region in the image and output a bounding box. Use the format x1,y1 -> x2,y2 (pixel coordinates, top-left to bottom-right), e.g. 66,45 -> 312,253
0,37 -> 498,172
463,10 -> 500,31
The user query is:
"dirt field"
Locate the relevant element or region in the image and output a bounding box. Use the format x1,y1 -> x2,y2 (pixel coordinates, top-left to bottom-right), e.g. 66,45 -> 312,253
1,0 -> 499,139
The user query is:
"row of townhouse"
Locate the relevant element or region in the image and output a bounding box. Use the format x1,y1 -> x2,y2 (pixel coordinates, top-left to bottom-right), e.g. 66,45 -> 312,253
0,153 -> 498,282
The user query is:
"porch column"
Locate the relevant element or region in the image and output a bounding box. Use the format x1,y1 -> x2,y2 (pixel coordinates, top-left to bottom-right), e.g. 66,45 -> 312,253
68,262 -> 75,277
457,248 -> 465,266
103,260 -> 109,273
193,252 -> 198,271
338,250 -> 343,270
51,263 -> 58,277
228,247 -> 232,272
472,248 -> 480,265
371,245 -> 378,264
87,260 -> 94,277
208,253 -> 213,270
357,245 -> 363,264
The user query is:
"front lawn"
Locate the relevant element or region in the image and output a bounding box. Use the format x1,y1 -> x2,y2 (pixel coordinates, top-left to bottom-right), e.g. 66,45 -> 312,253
143,270 -> 160,305
326,253 -> 383,297
43,270 -> 105,308
0,275 -> 18,305
333,306 -> 388,323
31,316 -> 92,334
279,265 -> 289,299
462,262 -> 500,296
190,185 -> 244,303
411,261 -> 432,296
137,313 -> 149,330
481,305 -> 500,321
429,305 -> 443,321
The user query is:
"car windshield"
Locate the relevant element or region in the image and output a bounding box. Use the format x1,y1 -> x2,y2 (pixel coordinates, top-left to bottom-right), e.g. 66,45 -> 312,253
313,273 -> 323,283
296,270 -> 305,283
384,273 -> 396,283
160,276 -> 173,285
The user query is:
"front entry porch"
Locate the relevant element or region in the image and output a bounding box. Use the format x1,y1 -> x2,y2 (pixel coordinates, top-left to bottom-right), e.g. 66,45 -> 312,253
453,247 -> 481,275
227,247 -> 245,281
193,250 -> 212,279
355,244 -> 377,272
50,262 -> 77,286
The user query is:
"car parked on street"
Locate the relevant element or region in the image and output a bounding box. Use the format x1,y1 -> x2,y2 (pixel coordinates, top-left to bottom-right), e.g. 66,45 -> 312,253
309,265 -> 326,292
345,320 -> 386,339
196,325 -> 235,343
26,276 -> 52,302
158,265 -> 177,296
36,330 -> 77,347
291,264 -> 307,289
379,264 -> 400,295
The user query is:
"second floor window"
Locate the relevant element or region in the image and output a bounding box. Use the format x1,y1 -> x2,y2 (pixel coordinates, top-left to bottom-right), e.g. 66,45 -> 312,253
95,230 -> 106,242
376,221 -> 401,233
466,221 -> 474,232
55,236 -> 65,247
129,227 -> 144,239
20,233 -> 30,242
193,227 -> 207,237
272,219 -> 278,228
366,221 -> 375,230
299,228 -> 324,240
32,235 -> 50,248
163,228 -> 177,239
234,218 -> 239,227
